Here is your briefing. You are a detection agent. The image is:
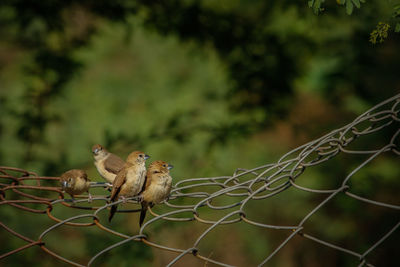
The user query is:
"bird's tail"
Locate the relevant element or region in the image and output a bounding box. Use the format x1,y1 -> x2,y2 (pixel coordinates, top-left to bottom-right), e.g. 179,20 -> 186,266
139,202 -> 148,227
109,204 -> 117,222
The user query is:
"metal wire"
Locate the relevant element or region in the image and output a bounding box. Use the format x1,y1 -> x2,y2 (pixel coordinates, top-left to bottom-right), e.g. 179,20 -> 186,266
1,93 -> 399,266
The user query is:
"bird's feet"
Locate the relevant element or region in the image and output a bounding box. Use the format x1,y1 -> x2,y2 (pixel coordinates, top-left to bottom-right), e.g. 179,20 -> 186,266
106,183 -> 112,192
87,192 -> 93,203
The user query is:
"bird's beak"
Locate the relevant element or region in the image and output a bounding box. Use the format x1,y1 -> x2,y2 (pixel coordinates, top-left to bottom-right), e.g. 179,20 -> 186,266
61,181 -> 69,190
167,164 -> 174,170
144,154 -> 150,160
93,148 -> 99,154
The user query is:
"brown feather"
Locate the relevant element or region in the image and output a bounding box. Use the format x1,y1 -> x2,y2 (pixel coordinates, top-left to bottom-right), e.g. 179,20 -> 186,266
60,169 -> 90,197
81,171 -> 89,182
104,154 -> 125,174
145,172 -> 152,189
108,151 -> 149,222
138,160 -> 173,226
110,167 -> 127,202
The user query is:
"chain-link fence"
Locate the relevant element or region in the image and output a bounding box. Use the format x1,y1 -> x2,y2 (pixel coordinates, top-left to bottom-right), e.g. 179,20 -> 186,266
1,93 -> 399,266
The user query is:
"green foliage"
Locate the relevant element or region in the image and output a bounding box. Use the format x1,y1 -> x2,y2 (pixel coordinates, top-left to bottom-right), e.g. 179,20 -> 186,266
308,0 -> 326,14
308,0 -> 400,43
309,0 -> 366,15
336,0 -> 366,15
368,3 -> 400,43
393,4 -> 400,32
369,22 -> 390,44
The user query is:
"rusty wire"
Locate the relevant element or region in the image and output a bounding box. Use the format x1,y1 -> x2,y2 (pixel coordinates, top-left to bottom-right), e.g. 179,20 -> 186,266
1,93 -> 399,266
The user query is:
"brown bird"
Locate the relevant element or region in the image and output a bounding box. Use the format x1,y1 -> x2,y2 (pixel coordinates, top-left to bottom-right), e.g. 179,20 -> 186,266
92,144 -> 125,184
108,151 -> 150,222
60,169 -> 91,201
139,160 -> 173,227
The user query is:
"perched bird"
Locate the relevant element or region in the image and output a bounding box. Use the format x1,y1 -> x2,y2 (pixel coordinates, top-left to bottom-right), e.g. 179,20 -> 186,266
60,169 -> 91,201
92,144 -> 125,184
108,151 -> 150,222
139,160 -> 173,227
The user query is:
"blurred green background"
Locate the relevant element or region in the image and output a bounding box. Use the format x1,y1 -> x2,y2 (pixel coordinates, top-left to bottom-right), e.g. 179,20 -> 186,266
0,1 -> 399,266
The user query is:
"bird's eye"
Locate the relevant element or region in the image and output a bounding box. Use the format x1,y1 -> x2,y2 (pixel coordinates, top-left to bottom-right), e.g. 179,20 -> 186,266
139,154 -> 143,157
68,178 -> 72,182
163,164 -> 166,167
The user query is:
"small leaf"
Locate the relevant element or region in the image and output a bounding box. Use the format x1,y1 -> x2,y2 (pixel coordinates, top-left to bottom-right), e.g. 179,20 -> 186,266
395,23 -> 400,33
346,0 -> 354,15
352,0 -> 361,8
309,0 -> 324,15
393,5 -> 400,18
360,0 -> 366,3
336,0 -> 346,5
369,22 -> 390,44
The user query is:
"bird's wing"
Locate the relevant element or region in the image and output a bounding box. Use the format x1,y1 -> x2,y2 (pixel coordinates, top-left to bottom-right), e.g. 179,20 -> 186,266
145,171 -> 153,189
110,168 -> 126,201
82,171 -> 90,182
139,169 -> 153,194
104,154 -> 125,174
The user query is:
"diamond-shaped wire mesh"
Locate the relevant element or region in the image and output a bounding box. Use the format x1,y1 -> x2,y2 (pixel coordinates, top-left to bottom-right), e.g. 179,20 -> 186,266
1,93 -> 399,266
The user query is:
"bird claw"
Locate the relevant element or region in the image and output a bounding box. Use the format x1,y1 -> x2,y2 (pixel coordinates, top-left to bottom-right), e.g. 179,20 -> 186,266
121,196 -> 127,204
137,195 -> 144,203
106,183 -> 112,192
87,192 -> 93,203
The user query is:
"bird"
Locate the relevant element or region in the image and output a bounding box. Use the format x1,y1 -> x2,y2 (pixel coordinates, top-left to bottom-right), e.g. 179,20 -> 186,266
108,151 -> 150,222
92,144 -> 125,184
60,169 -> 91,202
139,160 -> 173,227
